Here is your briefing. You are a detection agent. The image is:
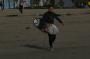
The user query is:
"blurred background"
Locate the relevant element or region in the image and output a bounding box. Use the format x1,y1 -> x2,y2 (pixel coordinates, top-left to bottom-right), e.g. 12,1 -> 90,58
0,0 -> 90,9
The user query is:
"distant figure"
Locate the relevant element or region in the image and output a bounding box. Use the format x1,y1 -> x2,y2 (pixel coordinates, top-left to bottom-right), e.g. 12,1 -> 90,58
19,1 -> 23,14
88,1 -> 90,8
39,0 -> 44,7
0,1 -> 4,11
39,6 -> 64,51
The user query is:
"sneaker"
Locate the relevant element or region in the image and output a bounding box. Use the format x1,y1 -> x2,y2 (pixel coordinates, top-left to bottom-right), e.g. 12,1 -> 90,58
48,47 -> 54,52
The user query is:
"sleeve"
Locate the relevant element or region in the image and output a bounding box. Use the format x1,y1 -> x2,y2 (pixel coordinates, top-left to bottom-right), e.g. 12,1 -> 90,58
54,14 -> 63,23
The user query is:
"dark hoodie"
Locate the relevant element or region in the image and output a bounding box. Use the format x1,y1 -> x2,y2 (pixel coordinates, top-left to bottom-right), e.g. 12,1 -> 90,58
42,11 -> 63,24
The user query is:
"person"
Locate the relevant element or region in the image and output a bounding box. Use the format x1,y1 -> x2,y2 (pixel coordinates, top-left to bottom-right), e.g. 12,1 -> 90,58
0,1 -> 4,11
39,6 -> 64,51
88,1 -> 90,8
18,1 -> 23,14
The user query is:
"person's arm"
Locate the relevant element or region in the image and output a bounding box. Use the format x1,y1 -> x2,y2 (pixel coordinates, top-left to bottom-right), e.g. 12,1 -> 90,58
54,13 -> 64,32
54,15 -> 64,25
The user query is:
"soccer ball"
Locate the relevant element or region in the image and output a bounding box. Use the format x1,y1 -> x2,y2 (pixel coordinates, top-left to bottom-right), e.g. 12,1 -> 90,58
33,18 -> 40,27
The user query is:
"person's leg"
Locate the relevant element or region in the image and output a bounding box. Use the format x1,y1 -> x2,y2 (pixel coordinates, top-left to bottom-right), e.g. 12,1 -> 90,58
20,7 -> 23,14
19,5 -> 23,14
48,34 -> 56,49
19,8 -> 21,13
20,8 -> 23,14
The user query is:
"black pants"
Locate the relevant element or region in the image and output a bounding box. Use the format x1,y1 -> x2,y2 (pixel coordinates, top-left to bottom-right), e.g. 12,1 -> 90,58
19,5 -> 23,14
48,34 -> 56,48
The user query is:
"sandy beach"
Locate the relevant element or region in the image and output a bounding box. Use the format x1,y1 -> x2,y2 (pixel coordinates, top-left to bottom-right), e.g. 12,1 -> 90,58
0,9 -> 90,59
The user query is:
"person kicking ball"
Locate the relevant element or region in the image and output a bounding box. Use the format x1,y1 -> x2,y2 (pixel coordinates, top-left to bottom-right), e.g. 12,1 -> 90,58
39,6 -> 64,51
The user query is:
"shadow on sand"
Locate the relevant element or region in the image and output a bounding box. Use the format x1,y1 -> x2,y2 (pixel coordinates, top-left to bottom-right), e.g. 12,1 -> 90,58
22,44 -> 48,51
5,14 -> 19,17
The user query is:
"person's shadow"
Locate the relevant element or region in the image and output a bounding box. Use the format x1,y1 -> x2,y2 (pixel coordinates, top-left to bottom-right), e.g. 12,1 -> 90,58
5,14 -> 19,17
22,44 -> 47,51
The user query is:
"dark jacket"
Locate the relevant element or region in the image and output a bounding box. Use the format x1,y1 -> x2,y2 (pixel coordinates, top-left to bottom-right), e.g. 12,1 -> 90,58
38,11 -> 63,29
42,11 -> 63,24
